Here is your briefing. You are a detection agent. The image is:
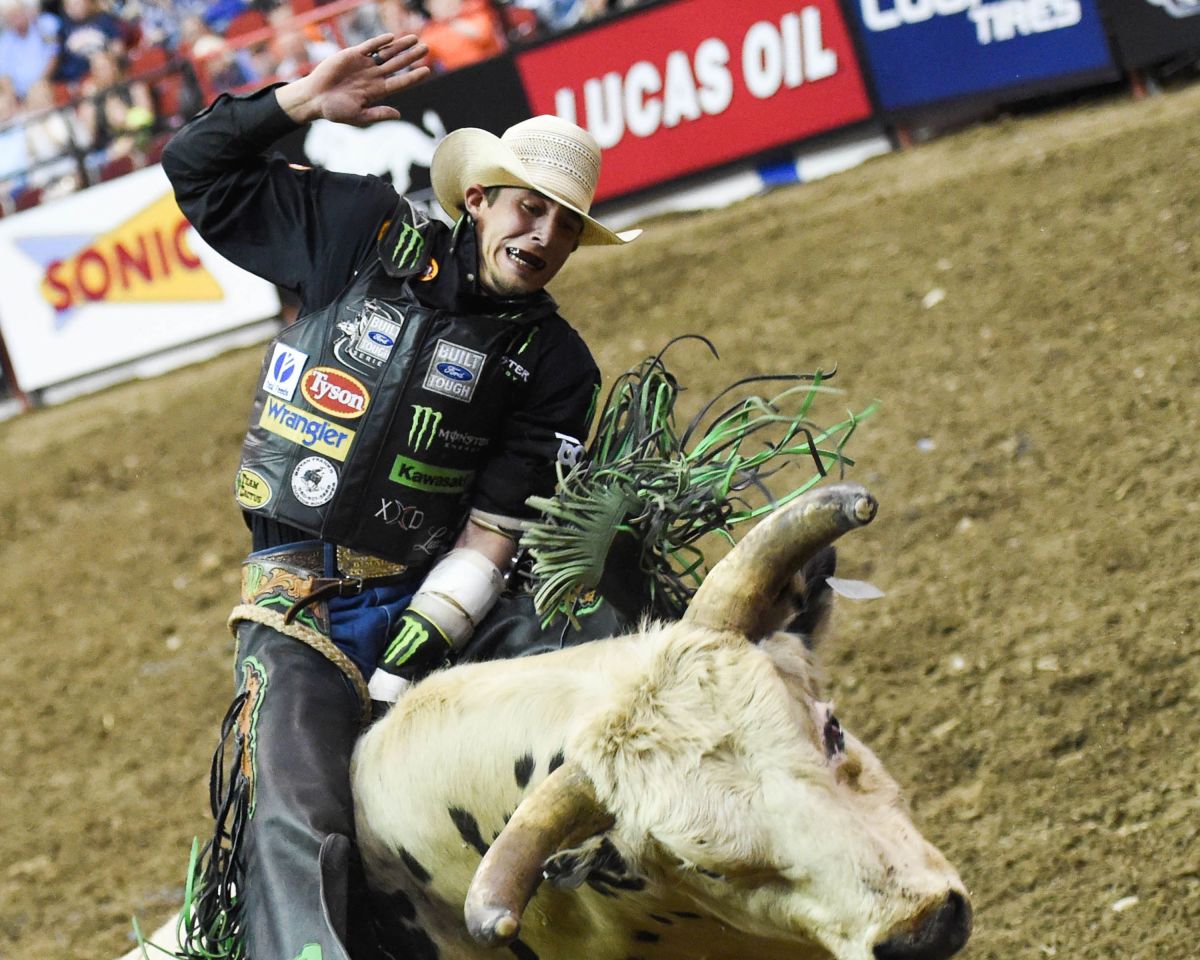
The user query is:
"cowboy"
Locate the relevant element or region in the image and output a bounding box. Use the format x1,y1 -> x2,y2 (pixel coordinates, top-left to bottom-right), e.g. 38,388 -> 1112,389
161,31 -> 638,960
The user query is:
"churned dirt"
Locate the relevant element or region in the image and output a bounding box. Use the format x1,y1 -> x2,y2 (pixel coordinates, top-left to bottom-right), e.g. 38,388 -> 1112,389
1,79 -> 1197,960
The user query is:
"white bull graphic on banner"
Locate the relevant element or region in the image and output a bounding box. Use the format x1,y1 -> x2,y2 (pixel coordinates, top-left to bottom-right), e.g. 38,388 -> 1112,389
303,110 -> 447,196
351,484 -> 972,960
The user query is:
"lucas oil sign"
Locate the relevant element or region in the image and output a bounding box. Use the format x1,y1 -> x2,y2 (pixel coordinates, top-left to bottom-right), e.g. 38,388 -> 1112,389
515,0 -> 871,201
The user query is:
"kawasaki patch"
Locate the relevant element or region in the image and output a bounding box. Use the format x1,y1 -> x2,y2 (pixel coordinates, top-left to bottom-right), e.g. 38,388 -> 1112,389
388,455 -> 473,493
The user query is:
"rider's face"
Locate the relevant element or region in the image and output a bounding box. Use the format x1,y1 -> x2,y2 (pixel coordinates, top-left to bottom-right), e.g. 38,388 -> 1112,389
464,186 -> 584,298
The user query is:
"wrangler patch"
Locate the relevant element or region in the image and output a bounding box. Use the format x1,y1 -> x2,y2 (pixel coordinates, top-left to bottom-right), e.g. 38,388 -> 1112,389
260,398 -> 354,461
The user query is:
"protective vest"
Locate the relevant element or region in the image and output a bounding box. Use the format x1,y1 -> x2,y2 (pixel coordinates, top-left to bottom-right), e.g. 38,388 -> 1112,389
233,203 -> 543,568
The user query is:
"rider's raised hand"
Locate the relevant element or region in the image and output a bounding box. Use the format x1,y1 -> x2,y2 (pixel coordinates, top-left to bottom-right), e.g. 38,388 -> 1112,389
276,33 -> 430,127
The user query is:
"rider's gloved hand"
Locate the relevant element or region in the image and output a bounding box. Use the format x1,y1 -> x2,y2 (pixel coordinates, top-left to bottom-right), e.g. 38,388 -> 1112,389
367,608 -> 452,703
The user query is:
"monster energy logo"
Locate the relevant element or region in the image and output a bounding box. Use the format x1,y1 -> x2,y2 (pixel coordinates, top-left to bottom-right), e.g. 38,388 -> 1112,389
391,221 -> 424,271
409,405 -> 442,452
383,615 -> 429,666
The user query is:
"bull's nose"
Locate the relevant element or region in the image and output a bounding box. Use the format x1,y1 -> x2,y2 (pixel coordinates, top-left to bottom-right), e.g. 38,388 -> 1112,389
873,890 -> 972,960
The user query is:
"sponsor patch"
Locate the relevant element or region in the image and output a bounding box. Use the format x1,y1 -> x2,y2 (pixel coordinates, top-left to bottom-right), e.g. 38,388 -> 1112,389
500,355 -> 531,382
408,404 -> 442,452
423,340 -> 485,403
260,398 -> 355,461
335,299 -> 404,372
408,404 -> 490,454
263,344 -> 307,401
375,497 -> 425,530
420,257 -> 439,282
389,219 -> 425,272
291,456 -> 338,507
234,468 -> 272,509
555,432 -> 584,469
388,455 -> 473,493
300,366 -> 369,419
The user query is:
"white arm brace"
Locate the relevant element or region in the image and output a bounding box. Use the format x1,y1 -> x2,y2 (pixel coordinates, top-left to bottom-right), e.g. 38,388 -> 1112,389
407,547 -> 505,648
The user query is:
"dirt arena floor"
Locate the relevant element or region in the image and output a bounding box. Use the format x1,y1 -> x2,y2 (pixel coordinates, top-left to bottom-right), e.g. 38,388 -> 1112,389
1,78 -> 1197,960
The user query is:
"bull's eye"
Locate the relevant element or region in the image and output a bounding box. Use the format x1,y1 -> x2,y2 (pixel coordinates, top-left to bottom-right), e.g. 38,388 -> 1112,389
822,713 -> 845,760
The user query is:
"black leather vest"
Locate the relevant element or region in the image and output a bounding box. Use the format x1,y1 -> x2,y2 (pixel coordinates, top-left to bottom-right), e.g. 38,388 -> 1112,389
234,206 -> 535,568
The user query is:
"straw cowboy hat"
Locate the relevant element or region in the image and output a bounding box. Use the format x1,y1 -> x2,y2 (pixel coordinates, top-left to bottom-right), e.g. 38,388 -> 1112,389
430,115 -> 640,246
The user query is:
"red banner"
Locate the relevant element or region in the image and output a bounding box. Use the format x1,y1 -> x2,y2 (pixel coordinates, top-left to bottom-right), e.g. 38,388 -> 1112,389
516,0 -> 872,200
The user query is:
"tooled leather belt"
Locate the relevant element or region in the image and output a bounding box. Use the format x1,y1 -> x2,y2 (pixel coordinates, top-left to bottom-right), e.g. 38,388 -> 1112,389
240,543 -> 411,629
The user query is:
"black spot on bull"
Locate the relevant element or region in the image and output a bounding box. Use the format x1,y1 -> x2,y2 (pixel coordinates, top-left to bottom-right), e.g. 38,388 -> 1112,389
449,806 -> 490,857
671,911 -> 702,920
548,750 -> 565,774
366,888 -> 440,960
633,930 -> 661,943
508,938 -> 541,960
586,838 -> 647,896
648,913 -> 673,925
514,752 -> 535,789
400,847 -> 431,885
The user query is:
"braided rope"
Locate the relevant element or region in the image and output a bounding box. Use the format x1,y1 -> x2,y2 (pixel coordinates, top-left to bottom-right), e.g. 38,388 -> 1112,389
227,604 -> 372,724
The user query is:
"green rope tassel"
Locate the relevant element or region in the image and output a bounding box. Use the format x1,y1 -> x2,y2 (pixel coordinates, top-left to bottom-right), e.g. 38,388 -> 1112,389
523,336 -> 877,625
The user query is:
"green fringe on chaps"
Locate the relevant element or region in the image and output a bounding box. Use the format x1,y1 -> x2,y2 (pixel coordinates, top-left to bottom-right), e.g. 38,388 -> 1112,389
177,691 -> 251,960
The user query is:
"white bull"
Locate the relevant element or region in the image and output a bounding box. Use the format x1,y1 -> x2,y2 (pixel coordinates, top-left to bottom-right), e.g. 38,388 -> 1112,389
351,484 -> 972,960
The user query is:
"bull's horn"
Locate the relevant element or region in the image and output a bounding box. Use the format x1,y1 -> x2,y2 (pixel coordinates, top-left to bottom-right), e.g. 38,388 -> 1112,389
464,761 -> 615,946
683,483 -> 877,635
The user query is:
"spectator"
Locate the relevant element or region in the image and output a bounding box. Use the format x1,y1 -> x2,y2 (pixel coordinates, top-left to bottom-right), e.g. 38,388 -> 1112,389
177,11 -> 208,49
191,32 -> 256,95
266,4 -> 338,82
508,0 -> 626,34
54,0 -> 126,85
0,0 -> 61,99
76,47 -> 154,164
0,79 -> 31,204
22,77 -> 82,196
126,0 -> 206,50
376,0 -> 426,38
270,26 -> 338,81
201,0 -> 246,34
420,0 -> 503,72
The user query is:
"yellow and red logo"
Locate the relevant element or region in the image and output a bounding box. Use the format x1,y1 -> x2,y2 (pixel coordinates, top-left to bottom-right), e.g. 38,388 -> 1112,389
299,367 -> 370,419
38,193 -> 222,312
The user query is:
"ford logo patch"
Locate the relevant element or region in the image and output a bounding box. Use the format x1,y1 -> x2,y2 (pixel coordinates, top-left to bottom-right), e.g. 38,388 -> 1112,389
436,362 -> 473,382
368,331 -> 395,347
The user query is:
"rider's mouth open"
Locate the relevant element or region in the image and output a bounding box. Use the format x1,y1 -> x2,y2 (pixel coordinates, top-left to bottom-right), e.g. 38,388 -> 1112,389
506,247 -> 546,272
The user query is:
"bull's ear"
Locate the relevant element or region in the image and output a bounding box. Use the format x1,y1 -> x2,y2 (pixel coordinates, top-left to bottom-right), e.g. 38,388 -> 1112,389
754,546 -> 837,645
544,835 -> 644,894
786,546 -> 837,649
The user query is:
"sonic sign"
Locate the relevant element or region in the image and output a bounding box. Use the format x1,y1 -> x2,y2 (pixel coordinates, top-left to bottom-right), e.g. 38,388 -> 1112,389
0,166 -> 279,392
515,0 -> 872,201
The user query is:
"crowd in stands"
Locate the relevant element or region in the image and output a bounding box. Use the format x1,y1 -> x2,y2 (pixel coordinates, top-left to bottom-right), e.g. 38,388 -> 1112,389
0,0 -> 644,215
